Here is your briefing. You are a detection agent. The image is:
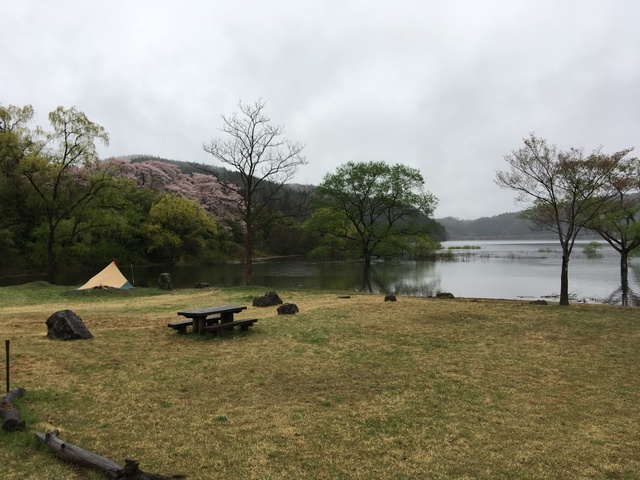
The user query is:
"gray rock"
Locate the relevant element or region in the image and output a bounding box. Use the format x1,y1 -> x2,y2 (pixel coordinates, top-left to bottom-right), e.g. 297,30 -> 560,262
529,300 -> 548,305
46,310 -> 93,340
277,303 -> 299,315
436,292 -> 455,299
253,291 -> 283,307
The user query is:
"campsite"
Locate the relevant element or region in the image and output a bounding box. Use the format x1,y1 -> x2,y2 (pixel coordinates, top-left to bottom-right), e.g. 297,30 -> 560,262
1,281 -> 639,479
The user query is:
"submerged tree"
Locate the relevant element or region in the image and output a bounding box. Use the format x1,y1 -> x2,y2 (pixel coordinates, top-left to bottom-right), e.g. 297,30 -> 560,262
311,161 -> 438,265
496,134 -> 633,305
203,99 -> 307,284
584,150 -> 640,305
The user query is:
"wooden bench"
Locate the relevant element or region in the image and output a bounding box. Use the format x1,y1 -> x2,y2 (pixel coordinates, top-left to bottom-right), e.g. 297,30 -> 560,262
203,318 -> 258,336
167,316 -> 221,334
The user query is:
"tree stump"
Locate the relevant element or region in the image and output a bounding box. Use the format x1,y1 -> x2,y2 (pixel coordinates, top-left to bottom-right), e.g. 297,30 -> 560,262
46,310 -> 93,340
158,273 -> 173,291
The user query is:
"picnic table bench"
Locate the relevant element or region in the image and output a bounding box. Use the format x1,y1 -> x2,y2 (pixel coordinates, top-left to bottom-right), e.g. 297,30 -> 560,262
167,315 -> 221,334
204,318 -> 258,336
174,305 -> 254,335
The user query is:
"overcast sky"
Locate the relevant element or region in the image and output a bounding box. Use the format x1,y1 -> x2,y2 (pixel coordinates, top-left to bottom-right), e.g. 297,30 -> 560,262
2,0 -> 639,219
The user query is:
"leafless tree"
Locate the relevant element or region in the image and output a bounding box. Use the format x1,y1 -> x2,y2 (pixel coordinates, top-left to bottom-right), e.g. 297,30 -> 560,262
203,99 -> 307,284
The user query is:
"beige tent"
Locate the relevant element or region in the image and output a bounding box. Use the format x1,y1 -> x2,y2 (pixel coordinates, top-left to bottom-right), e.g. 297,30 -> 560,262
77,261 -> 134,290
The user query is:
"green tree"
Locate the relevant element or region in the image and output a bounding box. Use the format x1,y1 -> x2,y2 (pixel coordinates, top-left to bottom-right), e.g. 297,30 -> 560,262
143,195 -> 218,264
312,161 -> 438,266
0,105 -> 37,264
19,106 -> 119,282
496,134 -> 633,305
203,99 -> 308,284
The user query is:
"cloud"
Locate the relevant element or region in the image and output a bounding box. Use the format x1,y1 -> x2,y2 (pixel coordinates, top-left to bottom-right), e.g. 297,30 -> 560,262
2,0 -> 639,219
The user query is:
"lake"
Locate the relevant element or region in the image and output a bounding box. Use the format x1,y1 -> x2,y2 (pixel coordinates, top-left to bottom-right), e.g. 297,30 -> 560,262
1,240 -> 637,304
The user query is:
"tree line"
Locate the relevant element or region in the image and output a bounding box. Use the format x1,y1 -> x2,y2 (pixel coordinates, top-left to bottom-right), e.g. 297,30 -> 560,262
0,101 -> 443,285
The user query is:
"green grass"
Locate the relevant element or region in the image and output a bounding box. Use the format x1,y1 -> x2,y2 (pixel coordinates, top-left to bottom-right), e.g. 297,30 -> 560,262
1,284 -> 639,479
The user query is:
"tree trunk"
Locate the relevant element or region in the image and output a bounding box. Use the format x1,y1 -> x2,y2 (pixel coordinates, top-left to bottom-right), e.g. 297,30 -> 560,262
35,429 -> 186,479
244,227 -> 253,285
1,387 -> 26,432
46,229 -> 57,284
559,253 -> 570,306
621,250 -> 629,306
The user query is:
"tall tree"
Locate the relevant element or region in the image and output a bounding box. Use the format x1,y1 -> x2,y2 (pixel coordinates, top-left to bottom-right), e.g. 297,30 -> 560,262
584,150 -> 640,305
496,134 -> 631,305
0,105 -> 36,263
203,99 -> 307,284
312,161 -> 438,266
20,106 -> 118,282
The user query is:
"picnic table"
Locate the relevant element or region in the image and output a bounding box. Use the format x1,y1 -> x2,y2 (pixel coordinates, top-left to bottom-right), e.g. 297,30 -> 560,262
172,305 -> 255,335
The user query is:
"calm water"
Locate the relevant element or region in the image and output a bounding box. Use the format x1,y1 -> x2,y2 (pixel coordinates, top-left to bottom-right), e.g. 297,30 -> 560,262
1,240 -> 637,304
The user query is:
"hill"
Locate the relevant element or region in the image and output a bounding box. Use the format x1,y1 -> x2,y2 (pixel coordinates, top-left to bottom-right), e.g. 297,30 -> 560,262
123,155 -> 553,241
436,212 -> 556,240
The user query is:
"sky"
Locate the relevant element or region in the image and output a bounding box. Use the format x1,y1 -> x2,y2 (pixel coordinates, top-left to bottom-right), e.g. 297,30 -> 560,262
2,0 -> 639,220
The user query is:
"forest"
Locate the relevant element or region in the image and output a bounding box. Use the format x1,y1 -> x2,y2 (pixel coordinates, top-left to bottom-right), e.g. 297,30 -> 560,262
0,104 -> 445,284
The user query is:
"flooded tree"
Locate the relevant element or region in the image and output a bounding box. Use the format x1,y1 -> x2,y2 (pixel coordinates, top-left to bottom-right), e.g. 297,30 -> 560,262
312,161 -> 438,266
496,133 -> 634,306
584,151 -> 640,305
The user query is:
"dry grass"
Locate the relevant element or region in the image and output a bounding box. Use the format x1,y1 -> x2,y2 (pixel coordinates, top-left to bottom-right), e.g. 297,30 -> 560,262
1,285 -> 639,479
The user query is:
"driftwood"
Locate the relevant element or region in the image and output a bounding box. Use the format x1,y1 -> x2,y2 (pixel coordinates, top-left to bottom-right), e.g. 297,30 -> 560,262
1,387 -> 26,431
35,430 -> 186,479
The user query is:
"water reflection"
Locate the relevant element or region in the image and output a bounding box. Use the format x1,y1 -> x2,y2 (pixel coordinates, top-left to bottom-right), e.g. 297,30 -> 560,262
1,240 -> 637,305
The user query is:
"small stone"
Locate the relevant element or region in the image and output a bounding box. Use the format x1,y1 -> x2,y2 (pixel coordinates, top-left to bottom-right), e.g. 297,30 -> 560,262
277,303 -> 299,315
529,300 -> 548,305
436,292 -> 455,299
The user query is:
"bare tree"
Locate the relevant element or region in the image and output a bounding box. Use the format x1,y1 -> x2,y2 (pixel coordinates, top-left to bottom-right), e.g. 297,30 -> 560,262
203,99 -> 307,284
496,134 -> 629,305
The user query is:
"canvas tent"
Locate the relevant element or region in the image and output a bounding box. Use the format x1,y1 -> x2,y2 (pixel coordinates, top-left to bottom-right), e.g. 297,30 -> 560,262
77,261 -> 134,290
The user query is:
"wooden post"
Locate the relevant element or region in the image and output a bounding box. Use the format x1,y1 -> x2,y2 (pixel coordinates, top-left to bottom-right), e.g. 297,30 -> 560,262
5,340 -> 9,393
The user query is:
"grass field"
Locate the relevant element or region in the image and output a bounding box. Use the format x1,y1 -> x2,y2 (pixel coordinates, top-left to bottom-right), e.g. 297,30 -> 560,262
1,282 -> 639,479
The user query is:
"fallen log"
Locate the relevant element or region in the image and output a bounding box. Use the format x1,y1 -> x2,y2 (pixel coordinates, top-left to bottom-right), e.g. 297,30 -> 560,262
1,387 -> 26,431
35,430 -> 186,479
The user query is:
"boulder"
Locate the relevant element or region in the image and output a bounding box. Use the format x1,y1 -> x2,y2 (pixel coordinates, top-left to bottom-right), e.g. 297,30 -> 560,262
46,310 -> 93,340
158,273 -> 173,290
384,295 -> 397,302
252,291 -> 283,307
277,303 -> 299,315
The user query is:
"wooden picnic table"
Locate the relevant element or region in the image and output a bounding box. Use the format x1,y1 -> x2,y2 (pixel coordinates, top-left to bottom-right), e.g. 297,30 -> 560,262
176,305 -> 248,335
